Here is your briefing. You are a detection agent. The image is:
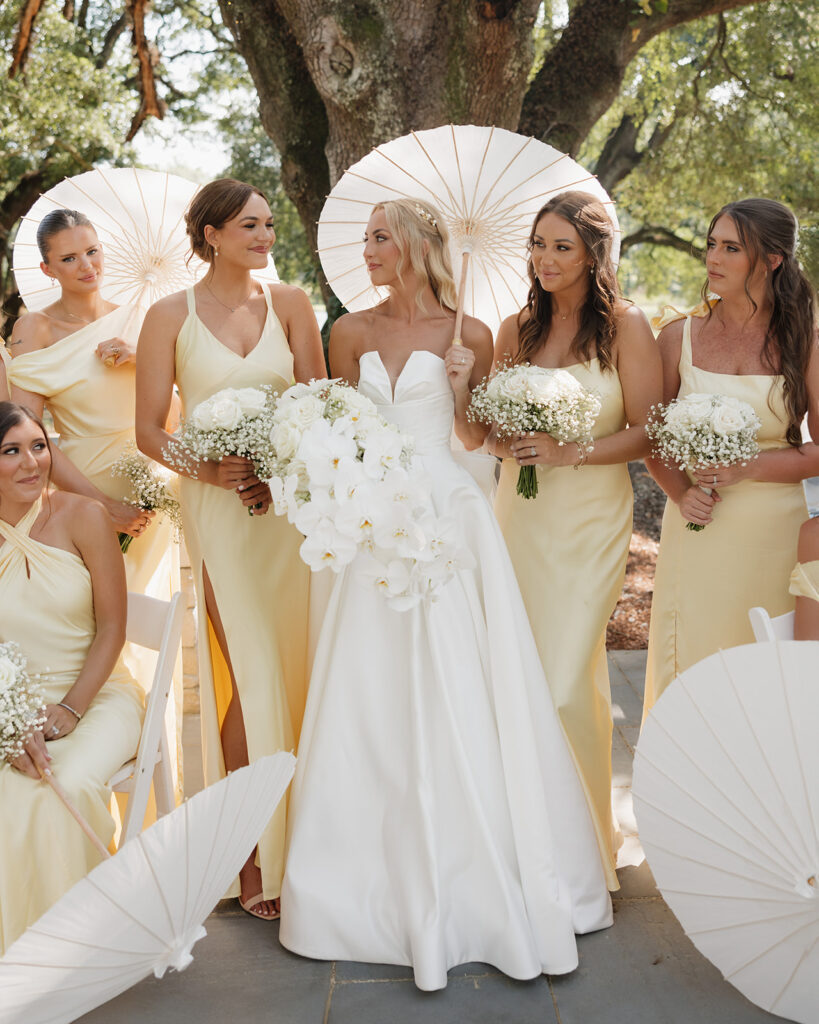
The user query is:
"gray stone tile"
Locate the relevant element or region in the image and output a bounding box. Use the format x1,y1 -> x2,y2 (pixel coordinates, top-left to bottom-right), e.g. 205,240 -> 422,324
610,679 -> 644,725
608,650 -> 648,695
613,860 -> 657,900
77,915 -> 331,1024
182,712 -> 204,798
335,959 -> 414,982
328,971 -> 558,1024
612,736 -> 634,785
551,898 -> 778,1024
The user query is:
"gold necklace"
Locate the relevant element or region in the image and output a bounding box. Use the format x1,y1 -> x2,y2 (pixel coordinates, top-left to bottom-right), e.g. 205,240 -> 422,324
204,280 -> 254,313
57,303 -> 94,325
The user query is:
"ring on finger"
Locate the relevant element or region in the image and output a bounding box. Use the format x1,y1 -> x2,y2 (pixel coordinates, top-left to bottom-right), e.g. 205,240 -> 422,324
712,474 -> 717,485
51,725 -> 59,736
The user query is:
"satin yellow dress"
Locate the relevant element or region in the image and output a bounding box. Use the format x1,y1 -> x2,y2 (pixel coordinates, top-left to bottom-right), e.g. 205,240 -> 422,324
644,317 -> 808,715
790,561 -> 819,602
176,287 -> 309,900
494,358 -> 630,890
0,499 -> 144,954
7,307 -> 182,794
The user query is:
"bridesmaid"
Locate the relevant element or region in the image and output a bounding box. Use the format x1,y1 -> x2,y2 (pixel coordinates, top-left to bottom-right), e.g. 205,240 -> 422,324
0,403 -> 143,953
644,198 -> 818,716
6,210 -> 182,792
492,191 -> 660,888
136,178 -> 325,920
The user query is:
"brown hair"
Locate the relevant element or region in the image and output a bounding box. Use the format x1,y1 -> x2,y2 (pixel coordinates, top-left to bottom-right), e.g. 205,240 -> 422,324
36,208 -> 94,260
185,178 -> 268,263
703,198 -> 818,447
516,191 -> 620,371
0,402 -> 53,498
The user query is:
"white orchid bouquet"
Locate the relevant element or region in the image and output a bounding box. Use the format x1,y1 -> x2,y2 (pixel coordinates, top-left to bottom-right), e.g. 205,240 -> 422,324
267,379 -> 467,610
469,363 -> 601,498
112,446 -> 182,552
0,641 -> 46,764
168,385 -> 278,486
647,392 -> 761,531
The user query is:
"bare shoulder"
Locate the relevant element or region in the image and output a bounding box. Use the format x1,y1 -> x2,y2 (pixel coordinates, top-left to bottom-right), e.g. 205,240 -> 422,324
330,309 -> 373,346
656,317 -> 685,351
9,311 -> 54,355
143,290 -> 189,332
614,300 -> 650,330
267,282 -> 311,308
460,313 -> 492,352
51,490 -> 108,529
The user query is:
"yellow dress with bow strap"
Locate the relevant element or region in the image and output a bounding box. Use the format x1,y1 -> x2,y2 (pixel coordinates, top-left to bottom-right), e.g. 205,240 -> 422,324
494,358 -> 632,890
0,499 -> 144,954
7,307 -> 182,793
643,316 -> 807,718
175,287 -> 309,900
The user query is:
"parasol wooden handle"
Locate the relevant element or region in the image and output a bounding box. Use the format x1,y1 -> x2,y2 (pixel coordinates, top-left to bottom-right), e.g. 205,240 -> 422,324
452,248 -> 472,345
43,770 -> 111,860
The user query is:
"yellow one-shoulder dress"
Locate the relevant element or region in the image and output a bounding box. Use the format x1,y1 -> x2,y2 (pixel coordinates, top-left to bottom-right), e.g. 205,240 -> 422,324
7,307 -> 182,791
790,560 -> 819,602
643,317 -> 808,715
494,358 -> 630,890
175,287 -> 309,900
0,499 -> 144,953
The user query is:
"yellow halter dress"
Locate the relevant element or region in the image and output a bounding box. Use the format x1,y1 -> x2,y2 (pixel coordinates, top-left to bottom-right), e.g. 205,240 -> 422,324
494,357 -> 631,890
0,498 -> 144,953
175,287 -> 310,900
643,316 -> 807,716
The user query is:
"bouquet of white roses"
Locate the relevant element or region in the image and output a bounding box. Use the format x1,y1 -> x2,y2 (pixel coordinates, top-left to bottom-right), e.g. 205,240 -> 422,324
168,385 -> 278,484
0,641 -> 46,764
469,363 -> 601,498
267,380 -> 467,610
112,445 -> 182,553
647,392 -> 761,531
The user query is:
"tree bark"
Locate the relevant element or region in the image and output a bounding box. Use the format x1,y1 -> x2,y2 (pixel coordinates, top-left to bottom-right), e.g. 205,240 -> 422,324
520,0 -> 764,154
125,0 -> 166,141
8,0 -> 45,77
621,224 -> 705,260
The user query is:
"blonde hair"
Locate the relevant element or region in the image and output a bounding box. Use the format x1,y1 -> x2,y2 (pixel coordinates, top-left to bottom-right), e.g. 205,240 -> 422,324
374,199 -> 458,312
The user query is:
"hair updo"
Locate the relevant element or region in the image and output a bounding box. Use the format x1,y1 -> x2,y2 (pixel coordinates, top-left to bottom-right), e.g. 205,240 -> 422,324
36,209 -> 93,260
185,178 -> 268,263
373,199 -> 458,312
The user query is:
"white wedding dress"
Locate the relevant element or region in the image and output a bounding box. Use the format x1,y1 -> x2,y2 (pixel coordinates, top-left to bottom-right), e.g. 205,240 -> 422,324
279,350 -> 612,990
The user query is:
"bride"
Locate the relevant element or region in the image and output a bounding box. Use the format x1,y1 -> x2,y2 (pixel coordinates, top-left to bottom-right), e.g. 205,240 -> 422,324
279,198 -> 613,991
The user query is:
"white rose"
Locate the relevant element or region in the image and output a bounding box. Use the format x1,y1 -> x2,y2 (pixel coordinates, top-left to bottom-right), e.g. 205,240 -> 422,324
208,393 -> 244,430
710,404 -> 747,434
291,396 -> 326,429
0,656 -> 17,693
499,372 -> 530,402
191,401 -> 216,432
235,388 -> 268,418
270,420 -> 302,460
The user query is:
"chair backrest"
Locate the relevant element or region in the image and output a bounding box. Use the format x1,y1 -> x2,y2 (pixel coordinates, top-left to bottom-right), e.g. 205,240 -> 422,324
119,591 -> 185,843
748,606 -> 795,643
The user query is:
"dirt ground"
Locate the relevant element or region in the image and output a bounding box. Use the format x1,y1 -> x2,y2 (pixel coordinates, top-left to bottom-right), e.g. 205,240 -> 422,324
606,462 -> 666,650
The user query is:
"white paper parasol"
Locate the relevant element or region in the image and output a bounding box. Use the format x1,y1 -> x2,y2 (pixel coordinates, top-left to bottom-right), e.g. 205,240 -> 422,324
0,752 -> 295,1024
317,123 -> 619,338
633,641 -> 819,1022
12,167 -> 278,313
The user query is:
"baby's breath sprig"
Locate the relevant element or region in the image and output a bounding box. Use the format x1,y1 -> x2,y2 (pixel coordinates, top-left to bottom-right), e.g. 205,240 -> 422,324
112,445 -> 182,552
0,641 -> 46,764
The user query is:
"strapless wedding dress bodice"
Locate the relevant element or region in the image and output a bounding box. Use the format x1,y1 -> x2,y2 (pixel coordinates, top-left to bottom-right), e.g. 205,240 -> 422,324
280,346 -> 612,990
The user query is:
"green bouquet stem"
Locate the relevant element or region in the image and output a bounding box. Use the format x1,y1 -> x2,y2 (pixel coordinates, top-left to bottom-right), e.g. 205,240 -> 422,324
516,465 -> 538,499
118,532 -> 133,553
685,522 -> 706,532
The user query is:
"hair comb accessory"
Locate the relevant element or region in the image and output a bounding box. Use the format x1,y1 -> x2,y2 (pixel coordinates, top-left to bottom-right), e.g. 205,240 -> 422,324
412,203 -> 438,231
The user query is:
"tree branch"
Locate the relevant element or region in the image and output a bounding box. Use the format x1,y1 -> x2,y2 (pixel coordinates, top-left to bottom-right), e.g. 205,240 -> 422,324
125,0 -> 166,141
96,12 -> 129,68
8,0 -> 45,77
520,0 -> 764,153
621,224 -> 704,260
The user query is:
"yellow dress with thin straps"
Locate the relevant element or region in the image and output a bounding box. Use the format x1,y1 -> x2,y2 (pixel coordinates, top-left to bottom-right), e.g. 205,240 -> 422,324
175,287 -> 309,900
494,358 -> 631,891
644,316 -> 807,716
7,307 -> 182,792
0,499 -> 144,954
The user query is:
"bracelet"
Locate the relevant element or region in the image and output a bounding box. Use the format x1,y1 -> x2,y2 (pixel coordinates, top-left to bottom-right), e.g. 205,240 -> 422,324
573,439 -> 594,470
57,701 -> 82,722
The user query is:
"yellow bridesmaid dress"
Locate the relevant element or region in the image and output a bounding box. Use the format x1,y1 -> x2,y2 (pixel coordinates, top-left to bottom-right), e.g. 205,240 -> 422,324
175,287 -> 309,900
0,499 -> 144,953
790,560 -> 819,602
7,306 -> 182,793
644,316 -> 808,715
494,358 -> 631,890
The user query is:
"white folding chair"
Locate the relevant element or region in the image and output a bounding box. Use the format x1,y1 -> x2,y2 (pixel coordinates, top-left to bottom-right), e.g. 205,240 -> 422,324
748,605 -> 795,642
108,591 -> 184,845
